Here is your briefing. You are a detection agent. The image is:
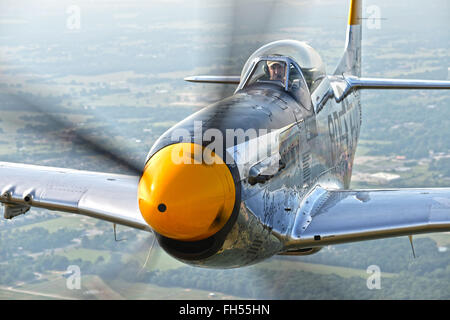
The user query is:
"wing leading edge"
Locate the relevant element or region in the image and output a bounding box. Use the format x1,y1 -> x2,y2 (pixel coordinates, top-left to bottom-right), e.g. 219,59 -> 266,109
286,187 -> 450,250
0,162 -> 151,232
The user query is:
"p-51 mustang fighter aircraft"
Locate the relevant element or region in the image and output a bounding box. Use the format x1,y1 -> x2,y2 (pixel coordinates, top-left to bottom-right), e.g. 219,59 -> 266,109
1,0 -> 450,269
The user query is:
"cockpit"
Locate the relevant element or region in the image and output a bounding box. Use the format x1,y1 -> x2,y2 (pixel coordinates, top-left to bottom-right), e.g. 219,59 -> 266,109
240,56 -> 309,102
247,58 -> 289,86
237,40 -> 327,106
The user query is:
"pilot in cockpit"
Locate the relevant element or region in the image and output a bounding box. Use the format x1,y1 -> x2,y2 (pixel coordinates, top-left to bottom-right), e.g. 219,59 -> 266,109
242,57 -> 308,104
266,60 -> 286,83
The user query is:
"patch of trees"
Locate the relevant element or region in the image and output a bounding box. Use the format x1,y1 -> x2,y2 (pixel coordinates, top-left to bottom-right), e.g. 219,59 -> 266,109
81,230 -> 139,251
135,264 -> 450,299
0,227 -> 83,261
295,237 -> 449,275
361,92 -> 450,159
429,158 -> 450,177
0,212 -> 59,231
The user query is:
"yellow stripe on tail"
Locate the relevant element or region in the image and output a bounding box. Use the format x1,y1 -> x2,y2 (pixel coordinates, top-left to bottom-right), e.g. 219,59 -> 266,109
334,0 -> 363,76
348,0 -> 362,25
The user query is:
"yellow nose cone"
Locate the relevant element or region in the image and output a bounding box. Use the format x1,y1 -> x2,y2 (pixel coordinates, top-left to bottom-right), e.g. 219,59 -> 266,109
138,143 -> 236,241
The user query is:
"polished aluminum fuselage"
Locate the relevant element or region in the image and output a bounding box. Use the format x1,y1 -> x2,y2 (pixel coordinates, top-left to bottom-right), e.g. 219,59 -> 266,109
147,76 -> 361,268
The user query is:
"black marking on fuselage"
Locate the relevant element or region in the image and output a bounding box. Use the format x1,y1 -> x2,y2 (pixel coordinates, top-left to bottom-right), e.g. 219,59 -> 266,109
326,94 -> 360,169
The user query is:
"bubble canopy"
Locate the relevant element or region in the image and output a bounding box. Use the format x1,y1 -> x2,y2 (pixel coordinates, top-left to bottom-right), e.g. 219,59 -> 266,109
240,40 -> 326,91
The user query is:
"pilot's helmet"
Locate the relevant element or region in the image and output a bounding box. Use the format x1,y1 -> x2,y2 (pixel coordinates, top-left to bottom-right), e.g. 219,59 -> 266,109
264,60 -> 284,78
266,60 -> 284,69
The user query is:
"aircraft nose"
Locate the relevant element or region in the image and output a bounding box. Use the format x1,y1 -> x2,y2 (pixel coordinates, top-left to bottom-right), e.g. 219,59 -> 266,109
138,143 -> 236,241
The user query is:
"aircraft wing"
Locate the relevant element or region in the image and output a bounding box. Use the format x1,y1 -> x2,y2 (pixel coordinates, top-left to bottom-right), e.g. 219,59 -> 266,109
0,162 -> 151,232
288,187 -> 450,250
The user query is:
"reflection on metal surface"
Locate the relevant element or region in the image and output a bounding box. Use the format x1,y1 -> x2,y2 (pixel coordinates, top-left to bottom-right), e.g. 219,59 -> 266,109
292,187 -> 330,238
278,247 -> 322,256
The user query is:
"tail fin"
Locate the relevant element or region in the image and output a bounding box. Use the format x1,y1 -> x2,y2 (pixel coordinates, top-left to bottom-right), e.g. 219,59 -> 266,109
334,0 -> 362,77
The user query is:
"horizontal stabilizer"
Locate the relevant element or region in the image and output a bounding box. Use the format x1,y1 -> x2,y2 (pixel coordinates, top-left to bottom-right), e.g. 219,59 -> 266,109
184,75 -> 240,84
346,75 -> 450,90
332,74 -> 450,101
